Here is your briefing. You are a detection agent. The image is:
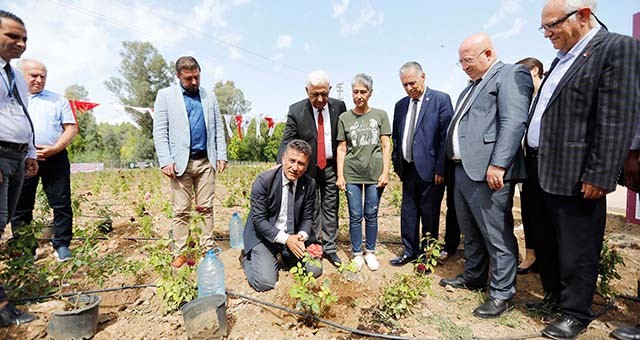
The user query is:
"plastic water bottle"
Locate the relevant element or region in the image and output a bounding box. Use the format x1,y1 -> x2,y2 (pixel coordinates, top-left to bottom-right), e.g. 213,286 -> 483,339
197,248 -> 225,298
229,212 -> 244,249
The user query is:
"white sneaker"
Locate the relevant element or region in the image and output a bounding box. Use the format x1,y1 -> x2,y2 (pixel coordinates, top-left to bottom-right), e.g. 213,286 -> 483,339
364,253 -> 379,271
352,255 -> 365,270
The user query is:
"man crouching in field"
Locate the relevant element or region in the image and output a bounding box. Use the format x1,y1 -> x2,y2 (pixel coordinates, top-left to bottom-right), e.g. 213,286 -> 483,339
241,139 -> 322,292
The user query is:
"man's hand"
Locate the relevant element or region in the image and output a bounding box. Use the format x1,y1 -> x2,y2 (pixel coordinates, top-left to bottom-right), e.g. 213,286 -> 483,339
434,174 -> 444,185
25,158 -> 39,177
581,183 -> 606,199
286,234 -> 306,258
377,173 -> 389,188
35,144 -> 60,161
161,164 -> 177,179
624,150 -> 640,192
216,160 -> 227,174
486,165 -> 506,190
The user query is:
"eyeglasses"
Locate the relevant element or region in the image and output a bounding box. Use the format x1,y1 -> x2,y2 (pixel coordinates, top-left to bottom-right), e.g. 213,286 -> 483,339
538,10 -> 577,33
457,49 -> 488,68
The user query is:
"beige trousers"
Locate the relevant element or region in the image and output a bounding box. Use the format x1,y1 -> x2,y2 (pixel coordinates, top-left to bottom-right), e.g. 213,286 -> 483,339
170,158 -> 216,254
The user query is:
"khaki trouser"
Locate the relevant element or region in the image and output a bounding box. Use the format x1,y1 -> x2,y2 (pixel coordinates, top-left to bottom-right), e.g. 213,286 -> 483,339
171,158 -> 216,254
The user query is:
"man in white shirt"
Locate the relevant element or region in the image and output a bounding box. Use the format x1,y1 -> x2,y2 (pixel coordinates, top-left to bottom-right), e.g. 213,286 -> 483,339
12,58 -> 77,262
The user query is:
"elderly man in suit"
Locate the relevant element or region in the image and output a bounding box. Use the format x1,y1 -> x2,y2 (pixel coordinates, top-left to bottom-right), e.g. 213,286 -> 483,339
242,139 -> 321,292
439,33 -> 533,318
279,70 -> 347,267
390,61 -> 453,266
153,56 -> 227,268
524,1 -> 640,338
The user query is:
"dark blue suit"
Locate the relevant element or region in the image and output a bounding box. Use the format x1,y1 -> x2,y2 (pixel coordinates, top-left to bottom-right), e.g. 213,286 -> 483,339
392,88 -> 453,258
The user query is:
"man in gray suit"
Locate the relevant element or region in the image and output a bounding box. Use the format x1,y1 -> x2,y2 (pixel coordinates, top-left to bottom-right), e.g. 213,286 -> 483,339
440,33 -> 532,318
153,56 -> 227,268
525,1 -> 640,338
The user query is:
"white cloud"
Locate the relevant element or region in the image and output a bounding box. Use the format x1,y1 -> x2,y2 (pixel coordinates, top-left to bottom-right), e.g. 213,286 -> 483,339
274,34 -> 293,49
339,3 -> 384,36
483,0 -> 521,30
271,53 -> 284,61
303,42 -> 311,52
492,17 -> 527,40
332,0 -> 350,17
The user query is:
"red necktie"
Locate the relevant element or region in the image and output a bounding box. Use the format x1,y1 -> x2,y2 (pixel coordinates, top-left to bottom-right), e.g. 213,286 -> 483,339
317,108 -> 327,169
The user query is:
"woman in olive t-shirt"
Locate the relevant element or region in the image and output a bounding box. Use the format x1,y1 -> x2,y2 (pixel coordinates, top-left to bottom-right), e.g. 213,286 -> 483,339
336,73 -> 391,271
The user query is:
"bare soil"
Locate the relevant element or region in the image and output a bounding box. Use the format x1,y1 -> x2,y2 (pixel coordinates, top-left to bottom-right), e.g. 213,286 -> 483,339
2,166 -> 639,340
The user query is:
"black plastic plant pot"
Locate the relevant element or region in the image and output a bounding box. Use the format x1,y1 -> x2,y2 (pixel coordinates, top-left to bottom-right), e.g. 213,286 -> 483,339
47,294 -> 102,340
181,294 -> 227,339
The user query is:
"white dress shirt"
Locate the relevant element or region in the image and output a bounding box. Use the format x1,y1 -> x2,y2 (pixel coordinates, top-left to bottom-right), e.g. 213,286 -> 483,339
0,58 -> 36,159
313,105 -> 333,160
527,26 -> 601,148
273,172 -> 308,244
401,96 -> 423,161
29,89 -> 76,146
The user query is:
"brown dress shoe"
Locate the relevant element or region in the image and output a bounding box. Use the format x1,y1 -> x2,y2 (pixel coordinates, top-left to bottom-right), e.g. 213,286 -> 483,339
172,255 -> 187,268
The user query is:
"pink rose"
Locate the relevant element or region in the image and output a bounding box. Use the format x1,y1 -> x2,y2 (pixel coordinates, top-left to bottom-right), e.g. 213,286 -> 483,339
307,244 -> 323,258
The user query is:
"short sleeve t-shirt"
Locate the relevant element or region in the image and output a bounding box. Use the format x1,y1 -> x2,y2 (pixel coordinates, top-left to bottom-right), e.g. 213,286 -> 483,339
336,108 -> 391,184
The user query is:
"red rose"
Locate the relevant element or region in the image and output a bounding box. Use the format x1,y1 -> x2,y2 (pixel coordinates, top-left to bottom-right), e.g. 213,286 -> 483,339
415,263 -> 427,274
186,259 -> 196,267
307,244 -> 323,258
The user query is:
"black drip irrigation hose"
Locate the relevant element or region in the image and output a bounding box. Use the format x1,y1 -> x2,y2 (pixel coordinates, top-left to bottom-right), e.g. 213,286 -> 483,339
10,283 -> 638,340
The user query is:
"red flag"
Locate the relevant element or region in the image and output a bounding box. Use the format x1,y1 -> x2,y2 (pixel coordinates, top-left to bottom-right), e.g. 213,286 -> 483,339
264,117 -> 275,137
68,100 -> 100,122
235,115 -> 243,139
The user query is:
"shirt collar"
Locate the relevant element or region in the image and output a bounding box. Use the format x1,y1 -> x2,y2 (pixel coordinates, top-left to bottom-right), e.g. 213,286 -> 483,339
557,26 -> 601,60
313,104 -> 328,114
0,57 -> 7,69
282,172 -> 297,188
181,85 -> 200,97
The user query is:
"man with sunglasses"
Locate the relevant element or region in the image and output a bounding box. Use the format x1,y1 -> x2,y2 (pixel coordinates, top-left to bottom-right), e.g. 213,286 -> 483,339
279,70 -> 347,267
525,1 -> 640,338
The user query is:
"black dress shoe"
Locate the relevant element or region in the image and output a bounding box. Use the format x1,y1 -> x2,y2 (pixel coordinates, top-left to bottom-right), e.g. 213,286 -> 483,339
0,303 -> 37,327
611,324 -> 640,340
473,298 -> 513,318
389,254 -> 416,267
323,252 -> 342,267
439,274 -> 486,291
542,315 -> 587,339
517,261 -> 538,274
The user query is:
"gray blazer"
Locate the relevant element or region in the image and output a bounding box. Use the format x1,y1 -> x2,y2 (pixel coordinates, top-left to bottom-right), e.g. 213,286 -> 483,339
153,84 -> 227,176
530,29 -> 640,195
453,61 -> 533,182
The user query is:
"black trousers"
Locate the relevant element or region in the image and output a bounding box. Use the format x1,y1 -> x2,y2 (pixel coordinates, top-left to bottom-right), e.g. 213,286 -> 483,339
525,155 -> 606,324
443,159 -> 461,255
400,161 -> 445,258
11,149 -> 73,249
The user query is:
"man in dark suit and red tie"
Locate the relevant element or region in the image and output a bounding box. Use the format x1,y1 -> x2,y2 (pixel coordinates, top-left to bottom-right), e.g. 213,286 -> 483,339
279,70 -> 347,267
524,1 -> 640,338
390,61 -> 453,266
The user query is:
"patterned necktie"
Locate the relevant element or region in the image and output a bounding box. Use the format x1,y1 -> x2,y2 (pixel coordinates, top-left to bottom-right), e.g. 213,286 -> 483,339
286,181 -> 295,234
446,79 -> 481,159
316,107 -> 327,169
404,98 -> 419,162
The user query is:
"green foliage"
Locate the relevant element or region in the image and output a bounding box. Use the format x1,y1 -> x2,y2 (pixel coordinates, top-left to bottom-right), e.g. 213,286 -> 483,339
213,80 -> 251,116
288,255 -> 338,325
65,84 -> 89,100
429,314 -> 474,340
375,273 -> 432,325
597,238 -> 625,299
105,41 -> 173,136
415,233 -> 442,274
227,121 -> 285,162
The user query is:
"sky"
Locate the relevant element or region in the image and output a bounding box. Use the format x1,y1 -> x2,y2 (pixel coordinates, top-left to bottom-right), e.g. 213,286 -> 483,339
4,0 -> 640,126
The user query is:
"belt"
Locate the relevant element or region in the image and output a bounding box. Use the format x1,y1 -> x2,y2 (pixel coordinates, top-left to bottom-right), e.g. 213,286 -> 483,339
450,159 -> 462,165
0,140 -> 28,152
190,150 -> 208,160
526,147 -> 539,158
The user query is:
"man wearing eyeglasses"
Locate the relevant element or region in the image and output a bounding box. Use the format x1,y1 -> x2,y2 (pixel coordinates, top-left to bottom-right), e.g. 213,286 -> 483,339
279,70 -> 347,267
439,33 -> 532,319
524,0 -> 640,338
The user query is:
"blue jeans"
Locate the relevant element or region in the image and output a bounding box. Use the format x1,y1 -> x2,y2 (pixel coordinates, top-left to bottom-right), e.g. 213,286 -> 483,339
346,183 -> 383,254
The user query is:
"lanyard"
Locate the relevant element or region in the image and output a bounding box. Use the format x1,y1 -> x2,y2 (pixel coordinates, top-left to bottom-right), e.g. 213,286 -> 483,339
0,66 -> 16,99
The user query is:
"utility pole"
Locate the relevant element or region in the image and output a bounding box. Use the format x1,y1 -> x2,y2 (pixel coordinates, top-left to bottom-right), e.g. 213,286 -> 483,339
336,82 -> 344,100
